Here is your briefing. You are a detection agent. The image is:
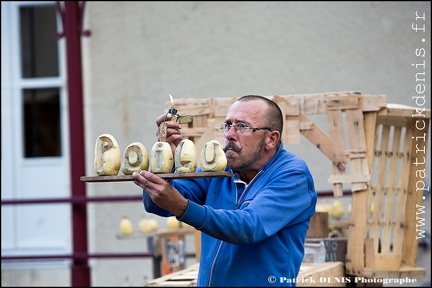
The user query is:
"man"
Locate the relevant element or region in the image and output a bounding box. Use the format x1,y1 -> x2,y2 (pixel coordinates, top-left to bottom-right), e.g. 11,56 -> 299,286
133,95 -> 317,286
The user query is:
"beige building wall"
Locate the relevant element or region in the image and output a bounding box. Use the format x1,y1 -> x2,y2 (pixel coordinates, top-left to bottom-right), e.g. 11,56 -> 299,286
3,1 -> 430,286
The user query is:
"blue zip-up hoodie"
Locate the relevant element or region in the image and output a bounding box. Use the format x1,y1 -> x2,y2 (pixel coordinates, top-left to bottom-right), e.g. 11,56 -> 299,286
143,143 -> 317,287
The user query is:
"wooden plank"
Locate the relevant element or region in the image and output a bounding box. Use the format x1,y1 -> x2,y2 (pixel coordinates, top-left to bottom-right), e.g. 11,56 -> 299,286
303,91 -> 361,113
172,98 -> 209,107
170,99 -> 211,116
327,174 -> 370,184
181,127 -> 208,137
147,280 -> 196,287
303,94 -> 329,114
374,253 -> 403,270
192,115 -> 207,127
370,124 -> 391,253
403,118 -> 429,266
364,238 -> 375,269
378,104 -> 431,118
307,92 -> 384,113
155,228 -> 195,237
346,108 -> 370,192
360,94 -> 387,111
381,126 -> 401,254
363,112 -> 379,226
286,117 -> 301,144
299,112 -> 349,171
81,171 -> 233,182
345,111 -> 377,276
326,95 -> 360,110
348,149 -> 367,159
364,238 -> 402,270
273,95 -> 301,116
376,115 -> 411,127
362,265 -> 426,278
145,263 -> 199,287
175,106 -> 211,117
267,92 -> 385,114
326,109 -> 345,196
278,101 -> 288,144
274,93 -> 330,115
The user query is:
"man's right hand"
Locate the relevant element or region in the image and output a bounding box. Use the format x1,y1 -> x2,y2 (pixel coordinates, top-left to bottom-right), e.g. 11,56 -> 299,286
155,113 -> 183,155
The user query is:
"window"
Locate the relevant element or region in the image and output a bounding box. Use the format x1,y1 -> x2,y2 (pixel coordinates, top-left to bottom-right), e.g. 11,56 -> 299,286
23,88 -> 61,157
19,4 -> 62,158
20,5 -> 59,78
2,1 -> 70,259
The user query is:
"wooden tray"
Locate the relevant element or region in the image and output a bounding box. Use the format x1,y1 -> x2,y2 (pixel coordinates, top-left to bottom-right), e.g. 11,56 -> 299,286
81,171 -> 233,182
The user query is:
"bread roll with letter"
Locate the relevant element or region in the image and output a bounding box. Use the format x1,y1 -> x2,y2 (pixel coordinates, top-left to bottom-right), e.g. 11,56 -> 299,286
94,134 -> 121,176
200,140 -> 227,172
121,142 -> 149,175
174,139 -> 197,173
149,141 -> 174,174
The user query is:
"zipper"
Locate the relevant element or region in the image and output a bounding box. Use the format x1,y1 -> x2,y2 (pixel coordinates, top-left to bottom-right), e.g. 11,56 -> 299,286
207,240 -> 223,286
207,170 -> 264,285
237,170 -> 263,203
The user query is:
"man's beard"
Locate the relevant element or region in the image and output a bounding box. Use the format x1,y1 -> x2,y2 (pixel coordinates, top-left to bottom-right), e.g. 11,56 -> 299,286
226,137 -> 265,171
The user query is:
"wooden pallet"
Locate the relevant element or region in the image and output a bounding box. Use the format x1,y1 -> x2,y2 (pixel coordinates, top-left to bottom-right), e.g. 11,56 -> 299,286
346,104 -> 429,278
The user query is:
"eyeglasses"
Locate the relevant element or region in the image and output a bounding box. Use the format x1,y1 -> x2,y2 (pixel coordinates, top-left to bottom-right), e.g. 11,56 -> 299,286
220,123 -> 272,134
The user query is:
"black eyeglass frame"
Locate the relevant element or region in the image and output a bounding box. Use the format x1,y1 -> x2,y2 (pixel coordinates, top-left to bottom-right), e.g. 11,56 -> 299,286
220,123 -> 273,134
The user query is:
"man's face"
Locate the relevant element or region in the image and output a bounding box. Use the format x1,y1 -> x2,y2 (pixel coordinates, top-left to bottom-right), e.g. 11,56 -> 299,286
222,100 -> 268,172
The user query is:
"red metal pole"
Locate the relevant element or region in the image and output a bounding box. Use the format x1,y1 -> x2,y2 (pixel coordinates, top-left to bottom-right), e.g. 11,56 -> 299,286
62,1 -> 90,286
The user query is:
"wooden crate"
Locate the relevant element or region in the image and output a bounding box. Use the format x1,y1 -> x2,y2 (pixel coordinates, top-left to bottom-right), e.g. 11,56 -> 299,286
306,212 -> 329,238
346,104 -> 430,278
305,238 -> 348,263
155,228 -> 196,276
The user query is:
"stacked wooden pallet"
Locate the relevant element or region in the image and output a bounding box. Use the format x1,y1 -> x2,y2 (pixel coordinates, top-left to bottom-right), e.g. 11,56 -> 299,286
160,92 -> 429,281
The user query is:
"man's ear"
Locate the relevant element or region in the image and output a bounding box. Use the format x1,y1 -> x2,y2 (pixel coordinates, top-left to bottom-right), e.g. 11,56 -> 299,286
265,131 -> 281,150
